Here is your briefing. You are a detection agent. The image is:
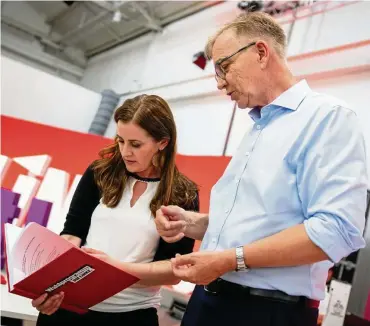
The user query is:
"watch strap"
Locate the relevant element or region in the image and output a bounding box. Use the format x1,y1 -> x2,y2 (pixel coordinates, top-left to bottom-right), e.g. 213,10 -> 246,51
235,246 -> 248,272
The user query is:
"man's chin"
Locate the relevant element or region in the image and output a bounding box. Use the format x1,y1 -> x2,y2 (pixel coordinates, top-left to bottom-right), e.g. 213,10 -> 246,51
236,100 -> 248,109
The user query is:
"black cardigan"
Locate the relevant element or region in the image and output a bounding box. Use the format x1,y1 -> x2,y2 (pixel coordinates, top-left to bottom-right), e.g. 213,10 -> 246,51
60,165 -> 198,261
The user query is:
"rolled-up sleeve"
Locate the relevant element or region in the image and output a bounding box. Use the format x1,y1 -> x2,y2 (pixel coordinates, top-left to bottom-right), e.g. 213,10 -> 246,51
298,106 -> 368,263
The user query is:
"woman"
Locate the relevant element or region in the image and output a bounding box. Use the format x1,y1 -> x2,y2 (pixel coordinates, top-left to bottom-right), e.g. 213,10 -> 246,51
33,94 -> 199,326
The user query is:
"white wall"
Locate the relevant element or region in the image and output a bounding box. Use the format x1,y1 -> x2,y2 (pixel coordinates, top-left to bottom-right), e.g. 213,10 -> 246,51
287,1 -> 370,55
1,56 -> 102,133
169,95 -> 235,156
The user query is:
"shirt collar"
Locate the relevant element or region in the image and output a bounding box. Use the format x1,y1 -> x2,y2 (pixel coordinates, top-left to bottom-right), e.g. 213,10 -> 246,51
270,79 -> 311,111
248,79 -> 311,120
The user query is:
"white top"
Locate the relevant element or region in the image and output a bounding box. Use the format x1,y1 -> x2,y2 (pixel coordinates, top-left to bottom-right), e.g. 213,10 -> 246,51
85,177 -> 161,313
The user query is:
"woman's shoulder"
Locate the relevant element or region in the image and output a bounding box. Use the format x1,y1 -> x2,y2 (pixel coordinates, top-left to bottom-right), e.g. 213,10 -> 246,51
73,162 -> 99,192
79,162 -> 97,182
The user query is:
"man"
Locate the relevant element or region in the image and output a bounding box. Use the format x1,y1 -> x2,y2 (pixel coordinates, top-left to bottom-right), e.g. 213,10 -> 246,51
155,12 -> 367,326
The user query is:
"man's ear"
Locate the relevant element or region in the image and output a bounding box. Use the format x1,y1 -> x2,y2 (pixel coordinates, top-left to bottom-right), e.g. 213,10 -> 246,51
255,40 -> 269,69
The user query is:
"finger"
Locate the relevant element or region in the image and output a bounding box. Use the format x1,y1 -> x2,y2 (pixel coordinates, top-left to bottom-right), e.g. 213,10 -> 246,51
44,306 -> 59,316
50,293 -> 64,313
167,220 -> 186,230
41,294 -> 61,312
32,293 -> 48,307
155,212 -> 171,230
38,293 -> 62,313
42,293 -> 64,315
160,205 -> 183,220
162,233 -> 185,243
156,219 -> 185,233
160,229 -> 182,237
172,263 -> 192,280
88,253 -> 106,261
172,254 -> 196,267
174,255 -> 191,270
81,247 -> 102,254
160,232 -> 184,242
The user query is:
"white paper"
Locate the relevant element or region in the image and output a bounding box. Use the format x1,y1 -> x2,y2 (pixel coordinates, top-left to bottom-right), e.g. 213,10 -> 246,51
4,223 -> 24,289
322,280 -> 352,326
4,222 -> 74,290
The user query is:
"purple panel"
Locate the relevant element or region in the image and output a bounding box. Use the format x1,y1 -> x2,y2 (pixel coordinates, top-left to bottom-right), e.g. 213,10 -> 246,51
1,188 -> 21,270
26,198 -> 52,227
1,188 -> 21,224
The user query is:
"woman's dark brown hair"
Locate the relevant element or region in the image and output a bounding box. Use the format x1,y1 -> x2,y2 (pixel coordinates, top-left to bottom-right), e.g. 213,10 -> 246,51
92,94 -> 198,215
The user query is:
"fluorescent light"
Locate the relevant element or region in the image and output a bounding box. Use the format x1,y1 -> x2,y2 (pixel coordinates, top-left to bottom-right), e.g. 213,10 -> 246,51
112,10 -> 122,22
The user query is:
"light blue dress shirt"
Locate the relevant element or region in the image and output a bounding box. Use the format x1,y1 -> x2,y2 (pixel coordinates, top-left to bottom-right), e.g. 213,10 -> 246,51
201,80 -> 368,300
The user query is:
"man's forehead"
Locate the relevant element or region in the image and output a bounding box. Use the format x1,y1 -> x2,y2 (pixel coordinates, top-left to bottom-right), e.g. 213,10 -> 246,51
212,30 -> 243,62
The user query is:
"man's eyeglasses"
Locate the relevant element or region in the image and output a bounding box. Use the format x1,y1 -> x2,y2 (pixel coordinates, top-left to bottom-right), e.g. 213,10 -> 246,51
215,42 -> 256,80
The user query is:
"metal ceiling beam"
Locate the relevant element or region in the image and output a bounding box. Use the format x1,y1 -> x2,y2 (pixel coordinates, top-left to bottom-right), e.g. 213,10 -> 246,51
130,2 -> 162,32
1,34 -> 84,78
57,2 -> 129,43
1,18 -> 87,68
91,0 -> 129,18
91,1 -> 115,11
82,2 -> 122,42
57,11 -> 108,43
85,25 -> 148,57
159,1 -> 223,24
1,15 -> 50,40
86,1 -> 223,58
91,1 -> 122,12
46,2 -> 79,25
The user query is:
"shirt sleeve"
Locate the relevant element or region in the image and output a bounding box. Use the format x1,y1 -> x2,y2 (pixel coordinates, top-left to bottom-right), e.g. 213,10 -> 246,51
298,106 -> 368,263
153,191 -> 199,261
60,164 -> 100,245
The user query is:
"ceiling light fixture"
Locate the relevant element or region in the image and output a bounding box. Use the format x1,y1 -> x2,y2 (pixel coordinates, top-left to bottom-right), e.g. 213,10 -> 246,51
112,10 -> 122,23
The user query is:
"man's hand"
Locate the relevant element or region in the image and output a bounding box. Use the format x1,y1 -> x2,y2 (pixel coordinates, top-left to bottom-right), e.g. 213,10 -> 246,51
155,205 -> 189,243
32,292 -> 64,315
171,250 -> 236,285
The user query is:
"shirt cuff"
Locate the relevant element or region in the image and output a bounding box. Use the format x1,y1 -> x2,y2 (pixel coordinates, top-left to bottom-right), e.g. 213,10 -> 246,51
303,213 -> 365,263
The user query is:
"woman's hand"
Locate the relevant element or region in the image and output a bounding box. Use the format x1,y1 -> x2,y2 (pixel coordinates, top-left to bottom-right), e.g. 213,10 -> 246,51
32,292 -> 64,315
81,247 -> 118,267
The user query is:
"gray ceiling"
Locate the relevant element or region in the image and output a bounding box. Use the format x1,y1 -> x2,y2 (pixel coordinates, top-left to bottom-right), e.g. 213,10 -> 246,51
2,1 -> 220,59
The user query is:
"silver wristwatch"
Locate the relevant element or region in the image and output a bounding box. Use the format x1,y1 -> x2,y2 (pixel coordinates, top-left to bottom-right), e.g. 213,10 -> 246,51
235,246 -> 249,272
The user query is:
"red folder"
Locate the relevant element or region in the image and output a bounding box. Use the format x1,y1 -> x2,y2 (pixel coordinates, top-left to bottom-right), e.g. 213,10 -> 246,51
4,222 -> 139,314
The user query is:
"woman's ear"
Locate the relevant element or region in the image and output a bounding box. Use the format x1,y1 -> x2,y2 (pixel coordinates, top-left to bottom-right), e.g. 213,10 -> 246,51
158,138 -> 169,151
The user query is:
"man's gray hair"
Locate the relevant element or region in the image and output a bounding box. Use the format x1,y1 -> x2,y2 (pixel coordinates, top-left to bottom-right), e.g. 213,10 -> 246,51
205,12 -> 287,60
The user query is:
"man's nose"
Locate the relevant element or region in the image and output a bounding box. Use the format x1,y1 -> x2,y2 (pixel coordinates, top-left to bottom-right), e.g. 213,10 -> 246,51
216,76 -> 227,90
